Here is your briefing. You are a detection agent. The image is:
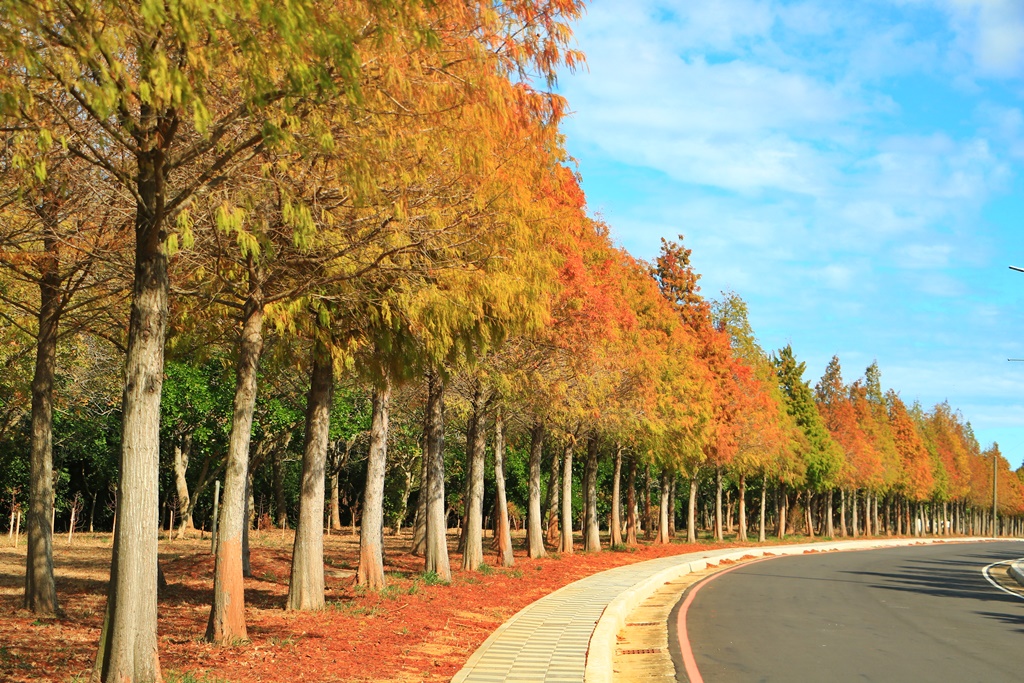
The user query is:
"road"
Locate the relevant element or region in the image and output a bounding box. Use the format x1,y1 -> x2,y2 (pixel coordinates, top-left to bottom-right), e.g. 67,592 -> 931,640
682,541 -> 1024,682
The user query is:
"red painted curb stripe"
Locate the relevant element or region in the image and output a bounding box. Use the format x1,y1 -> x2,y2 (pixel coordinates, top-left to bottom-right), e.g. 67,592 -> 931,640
676,558 -> 773,683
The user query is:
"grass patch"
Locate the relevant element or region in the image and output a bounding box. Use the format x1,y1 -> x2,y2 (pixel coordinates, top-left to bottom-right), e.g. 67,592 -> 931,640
327,601 -> 383,618
421,570 -> 449,586
166,672 -> 230,683
477,563 -> 494,576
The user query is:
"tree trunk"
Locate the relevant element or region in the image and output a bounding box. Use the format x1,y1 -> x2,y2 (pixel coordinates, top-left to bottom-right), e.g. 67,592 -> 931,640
668,476 -> 677,538
656,468 -> 671,544
545,445 -> 561,548
329,469 -> 343,532
24,218 -> 61,617
758,478 -> 767,543
626,455 -> 638,546
687,475 -> 698,543
286,337 -> 333,609
423,370 -> 450,581
242,472 -> 253,578
207,282 -> 264,641
714,466 -> 723,541
492,409 -> 513,567
409,439 -> 428,555
461,384 -> 487,570
864,491 -> 872,536
357,376 -> 391,590
805,492 -> 814,539
853,489 -> 861,537
826,489 -> 834,537
840,489 -> 847,537
560,439 -> 574,554
737,474 -> 747,542
610,445 -> 623,547
272,448 -> 287,530
876,493 -> 884,536
172,436 -> 195,538
93,148 -> 167,683
778,485 -> 787,539
642,464 -> 652,540
526,419 -> 546,559
583,434 -> 600,552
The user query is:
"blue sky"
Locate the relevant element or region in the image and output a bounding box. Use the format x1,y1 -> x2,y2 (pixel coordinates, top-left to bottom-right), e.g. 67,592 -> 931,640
556,0 -> 1024,468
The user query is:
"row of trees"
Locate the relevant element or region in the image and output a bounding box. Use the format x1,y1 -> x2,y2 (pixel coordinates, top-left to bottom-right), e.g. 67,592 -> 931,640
1,2 -> 1022,682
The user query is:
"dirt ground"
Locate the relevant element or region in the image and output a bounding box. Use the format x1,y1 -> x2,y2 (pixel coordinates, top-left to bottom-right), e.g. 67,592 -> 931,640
0,527 -> 763,682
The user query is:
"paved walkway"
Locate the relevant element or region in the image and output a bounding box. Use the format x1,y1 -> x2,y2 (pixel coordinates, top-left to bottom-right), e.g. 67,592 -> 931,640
450,537 -> 1009,683
450,551 -> 723,683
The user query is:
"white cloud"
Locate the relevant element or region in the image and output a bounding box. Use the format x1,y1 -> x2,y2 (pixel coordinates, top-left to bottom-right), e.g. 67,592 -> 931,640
561,1 -> 1024,464
942,0 -> 1024,78
895,0 -> 1024,79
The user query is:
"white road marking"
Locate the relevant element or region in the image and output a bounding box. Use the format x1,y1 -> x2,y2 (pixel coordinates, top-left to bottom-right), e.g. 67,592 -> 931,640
981,559 -> 1024,601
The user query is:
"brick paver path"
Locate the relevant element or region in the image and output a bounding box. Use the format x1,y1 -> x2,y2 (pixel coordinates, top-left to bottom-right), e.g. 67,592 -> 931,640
450,551 -> 720,683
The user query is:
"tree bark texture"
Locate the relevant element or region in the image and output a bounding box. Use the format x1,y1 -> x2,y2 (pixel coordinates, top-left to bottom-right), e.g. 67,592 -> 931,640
656,468 -> 671,544
778,486 -> 787,539
826,489 -> 834,538
714,466 -> 723,541
329,469 -> 343,532
272,448 -> 288,529
242,473 -> 253,578
545,447 -> 561,548
357,376 -> 391,590
461,385 -> 487,570
93,147 -> 167,683
25,215 -> 61,617
737,474 -> 747,542
492,409 -> 513,567
583,434 -> 600,552
207,284 -> 264,641
840,489 -> 847,537
287,339 -> 333,609
526,419 -> 546,559
804,491 -> 814,539
643,464 -> 652,540
409,441 -> 428,555
626,456 -> 638,546
687,475 -> 698,544
560,439 -> 574,554
852,489 -> 859,538
610,445 -> 623,547
173,436 -> 195,537
422,370 -> 450,580
758,478 -> 767,542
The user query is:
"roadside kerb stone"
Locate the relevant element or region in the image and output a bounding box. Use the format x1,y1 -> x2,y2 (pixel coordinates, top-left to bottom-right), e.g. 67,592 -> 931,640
451,536 -> 998,683
1010,559 -> 1024,588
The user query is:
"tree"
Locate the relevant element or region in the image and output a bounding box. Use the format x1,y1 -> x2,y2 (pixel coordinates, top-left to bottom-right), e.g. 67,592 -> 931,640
1,1 -> 386,676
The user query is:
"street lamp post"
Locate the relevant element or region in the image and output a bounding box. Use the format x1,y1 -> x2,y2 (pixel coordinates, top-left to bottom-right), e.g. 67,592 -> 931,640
1003,266 -> 1023,533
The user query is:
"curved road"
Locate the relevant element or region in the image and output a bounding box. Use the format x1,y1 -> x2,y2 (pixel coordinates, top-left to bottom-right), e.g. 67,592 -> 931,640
682,541 -> 1024,682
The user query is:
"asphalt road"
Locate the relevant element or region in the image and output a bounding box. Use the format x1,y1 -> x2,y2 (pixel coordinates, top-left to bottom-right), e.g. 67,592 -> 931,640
683,541 -> 1024,683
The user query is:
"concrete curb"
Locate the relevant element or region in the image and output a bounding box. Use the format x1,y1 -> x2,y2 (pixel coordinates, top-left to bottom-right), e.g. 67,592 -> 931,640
583,536 -> 1001,683
1009,559 -> 1024,588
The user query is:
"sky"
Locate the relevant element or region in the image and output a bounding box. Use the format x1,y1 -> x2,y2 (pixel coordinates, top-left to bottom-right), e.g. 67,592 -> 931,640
555,0 -> 1024,468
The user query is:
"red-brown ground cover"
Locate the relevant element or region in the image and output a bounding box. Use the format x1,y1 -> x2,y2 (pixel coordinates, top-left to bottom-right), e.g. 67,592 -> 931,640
0,530 -> 774,682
